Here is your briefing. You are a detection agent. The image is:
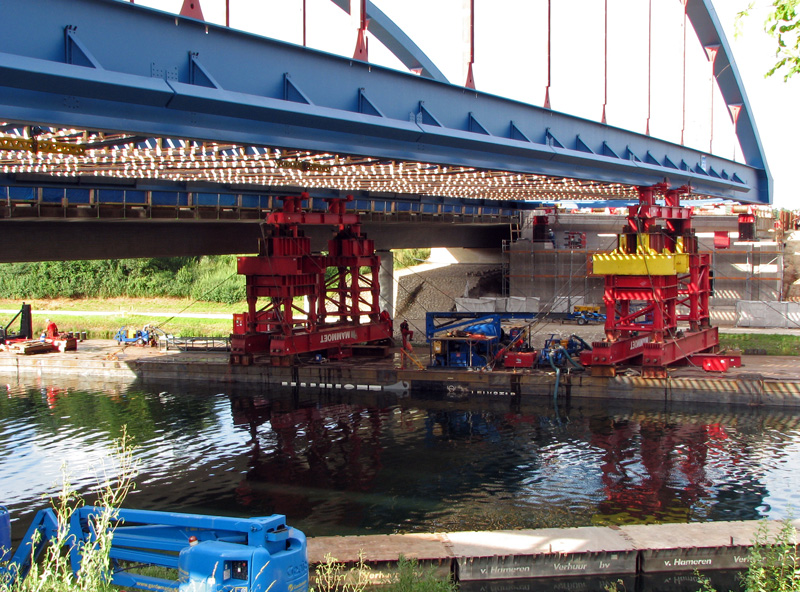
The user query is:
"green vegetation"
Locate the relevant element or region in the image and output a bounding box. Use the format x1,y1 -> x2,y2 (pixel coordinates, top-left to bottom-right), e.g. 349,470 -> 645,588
0,250 -> 431,339
0,431 -> 137,592
695,519 -> 799,592
738,0 -> 800,80
0,250 -> 429,304
0,256 -> 245,303
382,556 -> 455,592
718,332 -> 800,356
393,248 -> 431,270
313,553 -> 455,592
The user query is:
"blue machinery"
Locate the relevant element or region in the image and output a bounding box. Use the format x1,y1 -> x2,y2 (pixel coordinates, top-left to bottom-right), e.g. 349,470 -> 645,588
0,506 -> 10,563
425,312 -> 591,370
0,0 -> 770,206
0,506 -> 308,592
426,312 -> 536,369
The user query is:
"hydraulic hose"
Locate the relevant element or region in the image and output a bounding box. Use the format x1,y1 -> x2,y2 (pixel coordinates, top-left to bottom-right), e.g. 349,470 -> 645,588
547,350 -> 561,402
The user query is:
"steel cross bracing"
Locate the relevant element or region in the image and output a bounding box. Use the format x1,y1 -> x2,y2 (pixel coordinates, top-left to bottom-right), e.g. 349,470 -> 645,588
0,0 -> 770,205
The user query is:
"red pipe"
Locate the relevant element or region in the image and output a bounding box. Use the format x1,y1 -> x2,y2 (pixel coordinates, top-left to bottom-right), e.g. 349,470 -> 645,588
681,0 -> 687,145
602,0 -> 608,123
646,0 -> 652,135
544,0 -> 551,108
465,0 -> 476,88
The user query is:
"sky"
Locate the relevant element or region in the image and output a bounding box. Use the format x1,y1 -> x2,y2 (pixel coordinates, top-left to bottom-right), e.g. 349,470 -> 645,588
136,0 -> 798,209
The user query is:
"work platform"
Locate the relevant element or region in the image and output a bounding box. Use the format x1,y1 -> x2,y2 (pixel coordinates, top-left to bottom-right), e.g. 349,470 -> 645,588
2,339 -> 800,407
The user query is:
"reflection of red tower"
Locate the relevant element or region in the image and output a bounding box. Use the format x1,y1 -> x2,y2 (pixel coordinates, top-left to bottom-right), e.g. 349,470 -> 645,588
45,386 -> 66,410
230,397 -> 385,527
590,417 -> 720,522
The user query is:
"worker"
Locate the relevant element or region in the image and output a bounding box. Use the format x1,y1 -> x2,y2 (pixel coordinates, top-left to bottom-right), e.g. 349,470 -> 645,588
399,320 -> 413,352
45,319 -> 59,339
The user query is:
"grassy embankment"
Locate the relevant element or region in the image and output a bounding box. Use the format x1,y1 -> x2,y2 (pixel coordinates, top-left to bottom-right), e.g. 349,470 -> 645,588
718,333 -> 800,356
0,297 -> 238,339
0,250 -> 434,341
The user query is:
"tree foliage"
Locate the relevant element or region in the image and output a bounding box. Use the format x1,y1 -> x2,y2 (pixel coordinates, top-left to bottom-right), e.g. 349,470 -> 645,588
0,256 -> 245,303
0,250 -> 427,304
739,0 -> 800,80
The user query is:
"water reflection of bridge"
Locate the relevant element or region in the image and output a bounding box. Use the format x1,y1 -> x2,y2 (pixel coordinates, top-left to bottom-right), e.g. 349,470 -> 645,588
3,382 -> 797,541
225,390 -> 792,533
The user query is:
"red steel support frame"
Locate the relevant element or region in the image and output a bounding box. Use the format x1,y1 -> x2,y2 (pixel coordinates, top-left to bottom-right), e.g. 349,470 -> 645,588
230,193 -> 392,364
581,184 -> 740,377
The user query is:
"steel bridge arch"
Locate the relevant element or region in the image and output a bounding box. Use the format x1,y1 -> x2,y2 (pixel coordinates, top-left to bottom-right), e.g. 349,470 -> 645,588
0,0 -> 771,204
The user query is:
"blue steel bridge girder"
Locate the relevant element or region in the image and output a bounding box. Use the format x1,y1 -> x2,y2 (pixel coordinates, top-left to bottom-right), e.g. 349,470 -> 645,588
0,0 -> 770,205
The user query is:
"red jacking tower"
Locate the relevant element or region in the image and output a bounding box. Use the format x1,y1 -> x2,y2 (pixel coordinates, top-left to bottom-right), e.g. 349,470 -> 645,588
230,193 -> 392,365
580,183 -> 741,378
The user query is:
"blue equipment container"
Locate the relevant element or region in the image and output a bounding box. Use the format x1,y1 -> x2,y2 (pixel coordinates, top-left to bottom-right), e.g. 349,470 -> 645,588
0,506 -> 11,562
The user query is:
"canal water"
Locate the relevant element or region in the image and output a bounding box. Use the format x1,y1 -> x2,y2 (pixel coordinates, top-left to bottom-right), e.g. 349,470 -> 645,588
2,376 -> 800,546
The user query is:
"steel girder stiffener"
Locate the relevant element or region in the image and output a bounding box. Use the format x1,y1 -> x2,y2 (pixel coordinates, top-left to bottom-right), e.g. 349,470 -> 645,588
230,193 -> 392,365
580,184 -> 741,377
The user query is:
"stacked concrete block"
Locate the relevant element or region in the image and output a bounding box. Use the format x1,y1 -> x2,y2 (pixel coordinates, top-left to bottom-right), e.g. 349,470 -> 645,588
736,301 -> 800,328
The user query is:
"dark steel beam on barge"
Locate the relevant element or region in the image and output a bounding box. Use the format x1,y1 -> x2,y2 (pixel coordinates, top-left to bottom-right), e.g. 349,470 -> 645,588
0,219 -> 509,263
0,0 -> 770,205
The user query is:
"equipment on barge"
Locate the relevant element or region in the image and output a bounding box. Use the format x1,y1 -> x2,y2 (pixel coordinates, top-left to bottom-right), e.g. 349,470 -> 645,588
230,193 -> 392,365
0,504 -> 308,592
426,312 -> 537,369
566,305 -> 606,325
0,303 -> 32,344
425,312 -> 594,371
581,183 -> 741,377
0,304 -> 77,354
113,324 -> 164,347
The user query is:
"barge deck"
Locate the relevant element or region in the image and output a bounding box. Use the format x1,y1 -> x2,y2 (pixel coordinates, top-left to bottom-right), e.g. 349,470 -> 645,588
2,339 -> 800,406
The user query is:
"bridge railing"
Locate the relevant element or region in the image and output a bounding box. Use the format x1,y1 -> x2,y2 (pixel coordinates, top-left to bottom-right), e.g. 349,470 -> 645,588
1,186 -> 520,222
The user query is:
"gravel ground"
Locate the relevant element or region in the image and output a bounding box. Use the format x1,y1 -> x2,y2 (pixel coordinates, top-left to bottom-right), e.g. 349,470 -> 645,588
393,263 -> 504,338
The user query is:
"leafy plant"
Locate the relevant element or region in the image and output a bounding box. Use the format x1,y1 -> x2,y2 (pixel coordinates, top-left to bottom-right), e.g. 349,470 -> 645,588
0,430 -> 138,592
740,519 -> 800,592
313,552 -> 372,592
695,518 -> 800,592
738,0 -> 800,80
383,556 -> 455,592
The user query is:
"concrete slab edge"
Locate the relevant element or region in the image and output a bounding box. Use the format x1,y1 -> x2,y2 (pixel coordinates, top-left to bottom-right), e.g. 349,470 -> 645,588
308,519 -> 798,581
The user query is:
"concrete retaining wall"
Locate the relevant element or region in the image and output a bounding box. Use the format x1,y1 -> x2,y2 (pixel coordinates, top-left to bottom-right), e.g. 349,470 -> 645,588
736,300 -> 800,328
